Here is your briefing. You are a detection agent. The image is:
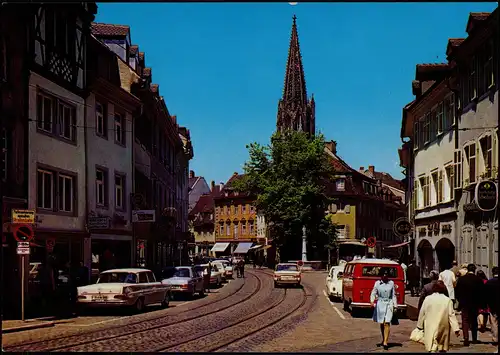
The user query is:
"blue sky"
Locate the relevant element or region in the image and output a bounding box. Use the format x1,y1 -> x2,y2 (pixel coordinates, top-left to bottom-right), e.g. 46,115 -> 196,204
96,2 -> 497,185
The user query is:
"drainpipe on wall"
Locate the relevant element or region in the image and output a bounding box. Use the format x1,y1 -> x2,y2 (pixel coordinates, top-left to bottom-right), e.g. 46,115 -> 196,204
83,28 -> 90,277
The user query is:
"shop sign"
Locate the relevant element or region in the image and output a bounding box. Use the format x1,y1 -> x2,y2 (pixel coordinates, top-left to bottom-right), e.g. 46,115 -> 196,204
132,210 -> 156,223
475,180 -> 498,212
392,217 -> 413,238
11,209 -> 35,224
87,217 -> 110,230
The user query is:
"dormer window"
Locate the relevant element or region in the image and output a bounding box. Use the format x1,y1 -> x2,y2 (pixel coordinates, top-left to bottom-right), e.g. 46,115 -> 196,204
336,179 -> 345,191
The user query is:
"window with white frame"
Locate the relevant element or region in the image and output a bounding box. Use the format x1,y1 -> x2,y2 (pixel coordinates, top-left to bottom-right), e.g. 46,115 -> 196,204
437,170 -> 443,203
58,101 -> 76,141
37,92 -> 55,132
226,223 -> 230,236
336,179 -> 345,191
234,223 -> 238,237
37,169 -> 54,210
412,180 -> 418,213
249,221 -> 254,234
453,150 -> 462,189
479,134 -> 492,177
37,168 -> 75,213
1,128 -> 7,182
463,142 -> 477,185
423,113 -> 430,143
58,174 -> 74,212
115,174 -> 125,210
436,102 -> 444,134
419,176 -> 430,208
96,168 -> 107,206
219,224 -> 224,235
96,101 -> 106,137
431,171 -> 438,205
444,164 -> 454,201
337,225 -> 346,239
114,113 -> 124,145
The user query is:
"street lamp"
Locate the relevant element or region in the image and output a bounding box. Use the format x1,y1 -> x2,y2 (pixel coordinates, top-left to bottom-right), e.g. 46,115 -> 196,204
301,225 -> 307,262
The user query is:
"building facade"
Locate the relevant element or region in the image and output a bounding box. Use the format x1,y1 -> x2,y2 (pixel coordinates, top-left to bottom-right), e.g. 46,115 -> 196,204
28,4 -> 96,271
189,192 -> 215,256
85,33 -> 142,275
213,173 -> 257,255
188,170 -> 211,212
401,63 -> 459,277
449,11 -> 498,277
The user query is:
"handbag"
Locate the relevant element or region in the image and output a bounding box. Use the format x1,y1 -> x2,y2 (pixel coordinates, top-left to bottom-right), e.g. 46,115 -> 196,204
391,311 -> 399,325
410,328 -> 425,343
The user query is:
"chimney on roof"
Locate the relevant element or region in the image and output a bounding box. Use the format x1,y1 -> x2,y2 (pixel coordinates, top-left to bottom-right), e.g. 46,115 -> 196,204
219,182 -> 224,191
211,180 -> 215,191
325,140 -> 337,154
172,115 -> 177,124
189,170 -> 195,179
368,166 -> 375,174
359,166 -> 365,172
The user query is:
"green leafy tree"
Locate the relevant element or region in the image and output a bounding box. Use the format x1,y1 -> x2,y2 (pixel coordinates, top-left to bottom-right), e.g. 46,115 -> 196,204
233,130 -> 338,261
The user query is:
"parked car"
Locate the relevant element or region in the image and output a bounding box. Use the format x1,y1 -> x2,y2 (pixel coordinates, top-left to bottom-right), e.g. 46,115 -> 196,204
202,263 -> 222,287
161,266 -> 205,298
342,258 -> 406,315
216,259 -> 233,278
212,261 -> 228,281
274,263 -> 301,288
326,265 -> 345,301
76,268 -> 171,312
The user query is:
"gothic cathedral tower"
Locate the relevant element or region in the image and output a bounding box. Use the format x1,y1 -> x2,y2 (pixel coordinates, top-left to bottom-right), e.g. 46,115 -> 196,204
276,15 -> 315,136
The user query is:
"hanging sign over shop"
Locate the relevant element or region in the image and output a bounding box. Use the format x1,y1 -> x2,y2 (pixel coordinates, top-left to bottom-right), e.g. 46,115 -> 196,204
475,180 -> 498,212
11,209 -> 35,224
392,217 -> 413,238
132,210 -> 156,223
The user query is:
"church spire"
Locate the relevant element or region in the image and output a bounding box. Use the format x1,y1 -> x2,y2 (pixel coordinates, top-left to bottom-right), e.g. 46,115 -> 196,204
277,15 -> 315,136
282,14 -> 308,105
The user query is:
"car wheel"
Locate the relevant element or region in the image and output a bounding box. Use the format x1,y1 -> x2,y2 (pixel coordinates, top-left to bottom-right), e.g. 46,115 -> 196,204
161,293 -> 170,308
134,297 -> 145,313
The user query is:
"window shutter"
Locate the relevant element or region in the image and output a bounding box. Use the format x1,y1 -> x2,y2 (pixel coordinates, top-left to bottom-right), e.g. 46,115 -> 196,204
454,149 -> 462,189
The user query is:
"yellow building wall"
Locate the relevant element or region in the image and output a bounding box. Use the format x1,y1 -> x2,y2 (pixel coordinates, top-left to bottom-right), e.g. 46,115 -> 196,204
328,205 -> 357,239
215,199 -> 257,241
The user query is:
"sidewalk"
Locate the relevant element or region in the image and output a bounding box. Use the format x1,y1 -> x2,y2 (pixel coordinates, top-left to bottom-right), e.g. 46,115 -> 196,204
2,317 -> 57,333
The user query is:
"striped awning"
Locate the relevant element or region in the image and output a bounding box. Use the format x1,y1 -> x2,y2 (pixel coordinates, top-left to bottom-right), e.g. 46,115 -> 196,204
210,242 -> 230,253
233,242 -> 253,254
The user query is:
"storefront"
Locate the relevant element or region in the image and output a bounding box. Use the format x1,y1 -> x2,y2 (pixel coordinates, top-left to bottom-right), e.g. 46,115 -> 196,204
90,233 -> 133,276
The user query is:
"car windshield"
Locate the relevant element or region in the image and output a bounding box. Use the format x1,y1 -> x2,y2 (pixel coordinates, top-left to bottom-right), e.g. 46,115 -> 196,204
276,264 -> 298,272
98,272 -> 137,284
174,268 -> 191,278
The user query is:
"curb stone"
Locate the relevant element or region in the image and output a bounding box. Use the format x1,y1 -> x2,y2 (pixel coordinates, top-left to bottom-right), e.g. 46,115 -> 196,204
3,321 -> 55,334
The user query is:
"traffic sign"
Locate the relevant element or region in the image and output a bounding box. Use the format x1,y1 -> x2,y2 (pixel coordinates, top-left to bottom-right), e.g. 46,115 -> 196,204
12,224 -> 34,242
17,242 -> 29,248
11,209 -> 35,224
475,180 -> 498,212
366,237 -> 376,248
297,260 -> 304,267
17,245 -> 30,255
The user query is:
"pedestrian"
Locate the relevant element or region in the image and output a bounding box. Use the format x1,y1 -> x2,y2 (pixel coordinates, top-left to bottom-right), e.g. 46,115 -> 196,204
439,264 -> 457,309
399,259 -> 407,285
370,269 -> 398,351
238,258 -> 245,278
476,270 -> 490,332
416,280 -> 460,352
457,263 -> 468,278
455,263 -> 486,346
203,264 -> 211,293
418,270 -> 448,312
485,267 -> 498,345
450,260 -> 460,277
407,260 -> 420,297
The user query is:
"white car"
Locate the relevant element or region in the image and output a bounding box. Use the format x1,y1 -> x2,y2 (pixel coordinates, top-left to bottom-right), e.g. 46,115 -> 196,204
326,265 -> 345,301
77,268 -> 171,313
161,266 -> 205,298
274,263 -> 301,288
216,259 -> 233,278
202,263 -> 223,287
212,261 -> 228,281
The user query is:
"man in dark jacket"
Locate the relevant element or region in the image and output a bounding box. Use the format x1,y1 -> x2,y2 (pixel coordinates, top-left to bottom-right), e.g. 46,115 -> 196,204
418,270 -> 448,311
485,266 -> 498,345
455,264 -> 485,346
406,260 -> 420,297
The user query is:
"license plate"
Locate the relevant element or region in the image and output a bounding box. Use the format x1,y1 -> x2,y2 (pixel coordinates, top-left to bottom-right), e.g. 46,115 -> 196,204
282,276 -> 295,280
91,295 -> 108,301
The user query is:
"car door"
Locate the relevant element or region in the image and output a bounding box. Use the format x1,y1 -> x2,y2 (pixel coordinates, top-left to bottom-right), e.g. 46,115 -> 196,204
326,267 -> 334,290
192,268 -> 203,291
137,271 -> 152,304
146,271 -> 165,303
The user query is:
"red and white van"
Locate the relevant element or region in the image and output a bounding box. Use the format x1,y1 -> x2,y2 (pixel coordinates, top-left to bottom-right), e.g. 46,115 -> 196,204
342,258 -> 406,315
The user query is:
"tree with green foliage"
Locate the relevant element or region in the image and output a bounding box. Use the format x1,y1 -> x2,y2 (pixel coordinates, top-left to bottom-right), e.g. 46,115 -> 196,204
232,130 -> 339,262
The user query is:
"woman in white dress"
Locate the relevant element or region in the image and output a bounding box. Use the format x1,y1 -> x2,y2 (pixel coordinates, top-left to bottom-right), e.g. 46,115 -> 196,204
370,270 -> 398,350
417,280 -> 460,352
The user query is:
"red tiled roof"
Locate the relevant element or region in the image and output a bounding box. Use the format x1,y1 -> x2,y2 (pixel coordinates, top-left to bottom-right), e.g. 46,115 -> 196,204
189,193 -> 214,216
91,22 -> 129,37
130,45 -> 139,56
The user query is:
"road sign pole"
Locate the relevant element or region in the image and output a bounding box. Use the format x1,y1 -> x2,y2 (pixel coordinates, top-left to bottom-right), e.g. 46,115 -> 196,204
21,255 -> 25,321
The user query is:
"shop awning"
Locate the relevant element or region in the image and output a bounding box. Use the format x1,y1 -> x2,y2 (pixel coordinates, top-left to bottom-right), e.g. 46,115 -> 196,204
250,244 -> 263,250
233,242 -> 253,254
385,241 -> 411,249
210,242 -> 230,253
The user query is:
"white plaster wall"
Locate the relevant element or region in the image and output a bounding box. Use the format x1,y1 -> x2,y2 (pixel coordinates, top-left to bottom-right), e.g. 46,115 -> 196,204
28,72 -> 86,230
85,93 -> 133,230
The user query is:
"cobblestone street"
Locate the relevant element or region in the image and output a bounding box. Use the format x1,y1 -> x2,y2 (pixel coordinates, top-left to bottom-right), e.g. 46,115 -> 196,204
3,270 -> 498,353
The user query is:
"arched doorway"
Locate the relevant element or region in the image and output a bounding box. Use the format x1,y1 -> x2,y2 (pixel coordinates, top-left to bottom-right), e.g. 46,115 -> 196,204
417,239 -> 433,281
435,237 -> 455,272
